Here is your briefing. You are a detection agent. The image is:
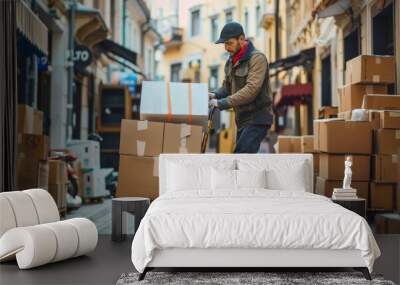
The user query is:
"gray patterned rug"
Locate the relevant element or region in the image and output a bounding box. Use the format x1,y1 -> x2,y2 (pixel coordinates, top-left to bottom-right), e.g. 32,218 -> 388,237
116,271 -> 396,285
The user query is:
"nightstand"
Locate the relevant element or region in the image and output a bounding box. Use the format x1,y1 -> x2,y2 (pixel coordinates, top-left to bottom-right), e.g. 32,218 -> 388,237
331,198 -> 366,219
112,197 -> 150,242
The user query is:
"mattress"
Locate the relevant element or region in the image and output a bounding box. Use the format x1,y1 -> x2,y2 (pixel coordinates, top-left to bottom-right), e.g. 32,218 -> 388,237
131,190 -> 380,273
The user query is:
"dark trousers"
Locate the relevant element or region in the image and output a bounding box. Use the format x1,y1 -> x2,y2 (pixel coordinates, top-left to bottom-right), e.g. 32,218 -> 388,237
234,124 -> 269,153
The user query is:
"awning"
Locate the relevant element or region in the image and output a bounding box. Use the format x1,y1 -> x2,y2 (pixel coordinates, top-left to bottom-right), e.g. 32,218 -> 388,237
75,3 -> 108,48
313,0 -> 351,19
269,47 -> 315,77
16,1 -> 48,55
274,83 -> 313,109
94,39 -> 143,76
95,39 -> 138,65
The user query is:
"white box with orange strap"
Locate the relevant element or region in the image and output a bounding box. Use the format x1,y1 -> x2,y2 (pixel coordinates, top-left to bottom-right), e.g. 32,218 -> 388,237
140,81 -> 208,126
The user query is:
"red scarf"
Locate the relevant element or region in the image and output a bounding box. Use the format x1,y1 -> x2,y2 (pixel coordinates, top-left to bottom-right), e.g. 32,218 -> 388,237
232,41 -> 249,65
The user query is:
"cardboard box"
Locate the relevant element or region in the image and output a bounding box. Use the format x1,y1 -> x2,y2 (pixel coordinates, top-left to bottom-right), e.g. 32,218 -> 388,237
119,119 -> 164,156
319,120 -> 372,154
362,94 -> 400,110
291,137 -> 301,152
17,104 -> 34,134
313,153 -> 320,174
117,155 -> 159,200
313,118 -> 344,152
338,111 -> 352,120
370,182 -> 395,211
315,176 -> 369,200
345,55 -> 396,84
17,105 -> 43,135
276,136 -> 291,153
33,109 -> 43,134
319,154 -> 370,181
368,110 -> 400,129
67,140 -> 100,169
313,120 -> 321,151
276,136 -> 301,153
140,81 -> 208,125
17,134 -> 48,160
48,183 -> 67,210
372,155 -> 398,183
16,158 -> 48,190
83,168 -> 108,198
48,160 -> 68,184
163,123 -> 203,153
337,88 -> 343,113
301,135 -> 314,153
373,129 -> 400,155
341,84 -> 388,112
318,106 -> 338,119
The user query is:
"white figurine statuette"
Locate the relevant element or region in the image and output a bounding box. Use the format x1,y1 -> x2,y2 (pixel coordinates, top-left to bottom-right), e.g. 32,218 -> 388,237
342,156 -> 353,190
332,156 -> 357,199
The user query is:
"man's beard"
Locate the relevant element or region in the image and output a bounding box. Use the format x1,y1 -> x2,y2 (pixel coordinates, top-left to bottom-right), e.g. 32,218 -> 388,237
230,46 -> 240,55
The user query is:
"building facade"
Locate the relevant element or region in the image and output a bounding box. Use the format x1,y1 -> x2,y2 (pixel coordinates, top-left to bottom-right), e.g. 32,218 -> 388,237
150,0 -> 272,85
263,0 -> 399,136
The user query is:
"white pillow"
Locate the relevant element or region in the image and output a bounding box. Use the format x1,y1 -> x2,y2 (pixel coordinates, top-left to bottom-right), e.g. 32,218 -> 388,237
211,168 -> 237,190
211,169 -> 267,190
236,169 -> 267,189
238,158 -> 308,191
265,166 -> 306,191
167,160 -> 236,191
168,163 -> 209,191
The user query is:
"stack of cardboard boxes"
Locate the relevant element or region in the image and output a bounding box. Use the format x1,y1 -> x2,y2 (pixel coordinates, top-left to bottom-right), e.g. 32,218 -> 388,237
315,54 -> 399,213
16,105 -> 49,191
314,118 -> 371,200
365,99 -> 400,212
117,81 -> 207,200
117,119 -> 203,200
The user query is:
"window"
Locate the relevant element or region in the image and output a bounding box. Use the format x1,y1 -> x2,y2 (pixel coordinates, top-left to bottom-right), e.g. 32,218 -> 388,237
343,23 -> 360,82
225,10 -> 233,23
244,9 -> 249,35
209,66 -> 219,90
189,59 -> 201,83
191,9 -> 200,37
321,55 -> 332,107
210,16 -> 219,42
170,63 -> 182,82
255,5 -> 261,36
372,2 -> 394,55
372,1 -> 395,93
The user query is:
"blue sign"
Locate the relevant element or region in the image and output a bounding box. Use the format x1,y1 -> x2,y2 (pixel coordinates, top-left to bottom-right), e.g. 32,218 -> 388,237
119,72 -> 137,95
37,56 -> 48,71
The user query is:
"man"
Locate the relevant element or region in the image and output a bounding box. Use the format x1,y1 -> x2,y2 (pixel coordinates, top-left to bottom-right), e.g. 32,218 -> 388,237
209,22 -> 273,153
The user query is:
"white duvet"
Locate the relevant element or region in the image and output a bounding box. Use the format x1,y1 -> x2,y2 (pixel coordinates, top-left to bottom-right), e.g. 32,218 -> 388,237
131,190 -> 380,273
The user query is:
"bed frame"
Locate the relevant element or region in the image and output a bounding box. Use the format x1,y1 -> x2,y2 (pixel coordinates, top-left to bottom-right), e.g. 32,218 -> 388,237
138,154 -> 372,281
139,248 -> 370,280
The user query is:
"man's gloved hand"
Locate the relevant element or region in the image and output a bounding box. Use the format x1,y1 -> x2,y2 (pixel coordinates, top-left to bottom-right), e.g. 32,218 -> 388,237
208,92 -> 216,100
209,99 -> 218,109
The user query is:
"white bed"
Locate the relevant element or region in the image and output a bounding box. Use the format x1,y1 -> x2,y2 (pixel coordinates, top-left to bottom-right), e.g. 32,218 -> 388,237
131,154 -> 380,280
